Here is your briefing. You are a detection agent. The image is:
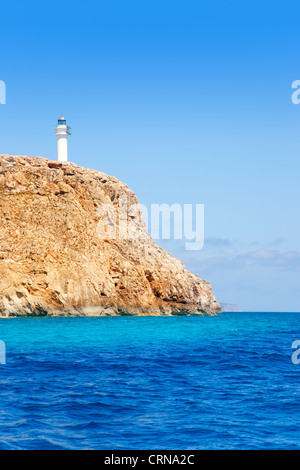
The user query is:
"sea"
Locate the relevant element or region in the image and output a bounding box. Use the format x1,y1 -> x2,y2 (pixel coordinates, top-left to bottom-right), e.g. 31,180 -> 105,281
0,312 -> 300,450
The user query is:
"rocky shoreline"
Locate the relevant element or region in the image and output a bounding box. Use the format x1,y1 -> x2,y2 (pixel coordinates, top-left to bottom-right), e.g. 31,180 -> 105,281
0,155 -> 221,317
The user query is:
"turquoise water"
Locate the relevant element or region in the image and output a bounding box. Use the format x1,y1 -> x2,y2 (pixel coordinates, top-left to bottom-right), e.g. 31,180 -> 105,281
0,312 -> 300,449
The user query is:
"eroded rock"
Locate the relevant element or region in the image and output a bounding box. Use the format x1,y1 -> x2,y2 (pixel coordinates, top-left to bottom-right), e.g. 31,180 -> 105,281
0,154 -> 221,316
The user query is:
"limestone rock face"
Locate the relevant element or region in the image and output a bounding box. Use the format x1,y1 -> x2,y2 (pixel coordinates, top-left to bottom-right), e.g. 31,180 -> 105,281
0,155 -> 221,316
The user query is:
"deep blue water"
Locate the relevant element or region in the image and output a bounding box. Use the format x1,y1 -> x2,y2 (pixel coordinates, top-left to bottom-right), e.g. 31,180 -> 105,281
0,312 -> 300,449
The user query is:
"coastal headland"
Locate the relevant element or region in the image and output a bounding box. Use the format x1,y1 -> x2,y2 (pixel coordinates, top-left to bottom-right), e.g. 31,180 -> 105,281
0,155 -> 221,316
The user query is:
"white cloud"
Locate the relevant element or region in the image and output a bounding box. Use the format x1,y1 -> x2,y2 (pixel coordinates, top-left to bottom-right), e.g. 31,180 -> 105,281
197,249 -> 300,271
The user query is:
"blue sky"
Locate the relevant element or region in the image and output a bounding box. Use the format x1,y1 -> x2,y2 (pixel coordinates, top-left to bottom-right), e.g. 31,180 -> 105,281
1,0 -> 300,311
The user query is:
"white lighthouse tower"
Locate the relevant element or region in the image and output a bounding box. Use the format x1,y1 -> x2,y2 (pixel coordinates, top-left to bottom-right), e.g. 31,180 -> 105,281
55,115 -> 71,162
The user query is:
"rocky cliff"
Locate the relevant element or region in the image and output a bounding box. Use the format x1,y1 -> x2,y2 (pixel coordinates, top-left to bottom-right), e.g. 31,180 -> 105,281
0,155 -> 221,316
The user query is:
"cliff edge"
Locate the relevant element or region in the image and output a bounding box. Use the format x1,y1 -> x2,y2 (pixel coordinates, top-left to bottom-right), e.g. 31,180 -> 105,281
0,155 -> 221,316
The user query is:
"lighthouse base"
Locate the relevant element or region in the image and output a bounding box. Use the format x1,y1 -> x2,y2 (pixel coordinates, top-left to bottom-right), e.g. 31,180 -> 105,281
57,135 -> 68,162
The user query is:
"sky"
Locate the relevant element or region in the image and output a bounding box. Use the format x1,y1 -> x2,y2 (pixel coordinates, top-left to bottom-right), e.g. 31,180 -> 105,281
0,0 -> 300,311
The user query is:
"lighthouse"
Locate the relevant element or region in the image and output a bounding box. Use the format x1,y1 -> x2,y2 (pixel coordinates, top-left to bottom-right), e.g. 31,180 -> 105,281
55,115 -> 71,162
